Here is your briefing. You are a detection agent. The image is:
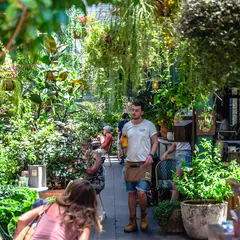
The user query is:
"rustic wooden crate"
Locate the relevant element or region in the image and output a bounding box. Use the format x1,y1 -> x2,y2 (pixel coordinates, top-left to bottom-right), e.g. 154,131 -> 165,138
174,120 -> 192,142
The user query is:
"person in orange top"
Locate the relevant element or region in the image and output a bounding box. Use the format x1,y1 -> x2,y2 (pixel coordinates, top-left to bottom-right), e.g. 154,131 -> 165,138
95,126 -> 113,155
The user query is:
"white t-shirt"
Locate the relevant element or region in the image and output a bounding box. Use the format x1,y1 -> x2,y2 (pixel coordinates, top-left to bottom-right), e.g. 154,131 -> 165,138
176,142 -> 191,151
219,119 -> 230,131
122,119 -> 157,162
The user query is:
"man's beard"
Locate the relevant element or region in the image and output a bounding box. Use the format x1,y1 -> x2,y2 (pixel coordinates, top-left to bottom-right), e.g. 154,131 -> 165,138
132,115 -> 141,120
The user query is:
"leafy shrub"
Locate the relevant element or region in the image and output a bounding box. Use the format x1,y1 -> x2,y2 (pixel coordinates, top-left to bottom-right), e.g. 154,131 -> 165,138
0,185 -> 39,237
178,0 -> 240,88
175,139 -> 240,202
73,101 -> 104,138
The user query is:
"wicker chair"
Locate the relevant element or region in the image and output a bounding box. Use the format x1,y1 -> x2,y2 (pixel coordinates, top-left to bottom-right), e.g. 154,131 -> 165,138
155,158 -> 176,202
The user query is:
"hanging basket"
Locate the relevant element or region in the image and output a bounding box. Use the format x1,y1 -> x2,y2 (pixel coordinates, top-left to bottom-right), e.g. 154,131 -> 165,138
3,80 -> 15,91
47,71 -> 58,81
163,209 -> 184,233
73,31 -> 81,39
59,72 -> 68,81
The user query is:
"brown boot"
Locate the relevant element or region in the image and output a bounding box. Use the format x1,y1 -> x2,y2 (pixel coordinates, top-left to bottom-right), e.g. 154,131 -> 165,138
124,215 -> 138,232
140,209 -> 148,231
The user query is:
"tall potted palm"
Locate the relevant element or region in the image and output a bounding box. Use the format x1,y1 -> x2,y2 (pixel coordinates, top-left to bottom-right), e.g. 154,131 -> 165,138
175,139 -> 240,239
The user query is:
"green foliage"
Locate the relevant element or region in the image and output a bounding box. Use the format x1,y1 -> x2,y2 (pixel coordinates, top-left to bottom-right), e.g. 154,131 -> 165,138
0,185 -> 39,237
154,200 -> 181,232
154,81 -> 209,129
73,101 -> 104,138
0,52 -> 22,115
104,113 -> 122,129
46,196 -> 56,202
174,139 -> 240,202
0,144 -> 19,185
83,0 -> 182,110
0,98 -> 105,187
177,0 -> 240,89
0,0 -> 141,60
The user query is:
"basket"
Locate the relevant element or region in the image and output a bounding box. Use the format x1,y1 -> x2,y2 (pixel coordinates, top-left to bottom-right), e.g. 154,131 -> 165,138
158,209 -> 185,233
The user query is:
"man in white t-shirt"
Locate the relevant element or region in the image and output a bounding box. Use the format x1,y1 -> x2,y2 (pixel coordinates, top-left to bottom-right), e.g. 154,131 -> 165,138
122,101 -> 158,233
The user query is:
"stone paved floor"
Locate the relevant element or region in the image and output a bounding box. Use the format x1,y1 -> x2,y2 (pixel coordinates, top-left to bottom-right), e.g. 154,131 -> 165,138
90,156 -> 189,240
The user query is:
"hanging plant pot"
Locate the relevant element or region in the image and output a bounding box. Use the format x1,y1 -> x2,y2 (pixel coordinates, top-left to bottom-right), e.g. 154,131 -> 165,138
155,0 -> 170,16
59,72 -> 68,81
73,31 -> 81,39
47,71 -> 58,81
4,80 -> 15,91
72,79 -> 83,88
0,108 -> 7,117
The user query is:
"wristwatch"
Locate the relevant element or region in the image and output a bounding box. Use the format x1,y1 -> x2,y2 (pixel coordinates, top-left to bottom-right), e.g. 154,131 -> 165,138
149,153 -> 154,158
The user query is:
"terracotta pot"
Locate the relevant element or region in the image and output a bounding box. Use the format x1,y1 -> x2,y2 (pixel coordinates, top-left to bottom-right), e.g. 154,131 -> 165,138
160,125 -> 168,140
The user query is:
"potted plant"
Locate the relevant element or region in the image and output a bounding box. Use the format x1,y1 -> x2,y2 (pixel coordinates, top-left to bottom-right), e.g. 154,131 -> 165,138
154,82 -> 184,140
175,139 -> 240,239
154,200 -> 184,233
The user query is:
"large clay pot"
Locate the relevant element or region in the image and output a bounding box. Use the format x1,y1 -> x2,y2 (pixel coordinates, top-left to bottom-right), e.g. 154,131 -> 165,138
181,200 -> 228,239
160,125 -> 168,140
162,209 -> 184,233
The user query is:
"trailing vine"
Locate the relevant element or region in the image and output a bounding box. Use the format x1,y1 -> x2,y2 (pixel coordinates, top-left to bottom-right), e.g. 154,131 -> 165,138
83,0 -> 183,111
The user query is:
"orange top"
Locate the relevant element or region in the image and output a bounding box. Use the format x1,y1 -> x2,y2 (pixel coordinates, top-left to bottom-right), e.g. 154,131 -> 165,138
102,133 -> 113,152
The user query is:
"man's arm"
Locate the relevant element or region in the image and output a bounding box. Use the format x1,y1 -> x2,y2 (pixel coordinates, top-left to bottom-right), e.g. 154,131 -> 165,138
145,134 -> 158,165
162,143 -> 176,160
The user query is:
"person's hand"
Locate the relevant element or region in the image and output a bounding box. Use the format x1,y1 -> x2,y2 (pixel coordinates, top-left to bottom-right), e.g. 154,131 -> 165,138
144,155 -> 153,166
162,152 -> 168,161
